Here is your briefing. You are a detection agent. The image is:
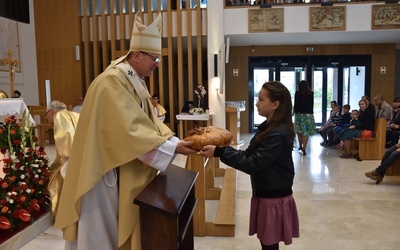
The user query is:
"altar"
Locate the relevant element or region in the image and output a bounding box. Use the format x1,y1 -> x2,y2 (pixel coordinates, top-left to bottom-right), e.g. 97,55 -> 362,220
0,98 -> 35,125
176,113 -> 213,139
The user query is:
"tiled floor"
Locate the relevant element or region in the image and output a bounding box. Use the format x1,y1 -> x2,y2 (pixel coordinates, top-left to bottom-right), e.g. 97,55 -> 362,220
18,134 -> 400,249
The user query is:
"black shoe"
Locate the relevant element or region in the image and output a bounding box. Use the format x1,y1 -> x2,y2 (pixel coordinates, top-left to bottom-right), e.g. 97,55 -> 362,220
324,142 -> 334,147
320,141 -> 327,146
301,149 -> 307,156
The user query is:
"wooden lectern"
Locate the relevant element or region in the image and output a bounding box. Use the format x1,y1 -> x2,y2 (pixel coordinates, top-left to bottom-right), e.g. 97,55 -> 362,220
134,164 -> 198,250
225,102 -> 245,145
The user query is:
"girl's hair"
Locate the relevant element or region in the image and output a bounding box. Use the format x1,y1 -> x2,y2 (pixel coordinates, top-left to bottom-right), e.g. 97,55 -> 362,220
251,81 -> 295,149
298,80 -> 313,95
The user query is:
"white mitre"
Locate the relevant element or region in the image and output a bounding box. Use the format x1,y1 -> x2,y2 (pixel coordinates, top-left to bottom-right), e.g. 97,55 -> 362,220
107,12 -> 162,69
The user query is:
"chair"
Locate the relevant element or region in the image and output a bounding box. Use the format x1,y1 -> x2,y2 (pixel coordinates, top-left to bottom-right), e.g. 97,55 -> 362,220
27,105 -> 54,146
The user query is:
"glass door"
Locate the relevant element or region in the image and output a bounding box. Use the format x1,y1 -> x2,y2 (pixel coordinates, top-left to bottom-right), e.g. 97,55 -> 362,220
253,67 -> 276,127
252,66 -> 305,130
312,66 -> 339,126
342,66 -> 366,112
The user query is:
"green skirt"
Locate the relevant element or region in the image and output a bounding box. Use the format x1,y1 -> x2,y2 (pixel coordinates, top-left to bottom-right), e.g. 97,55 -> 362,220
294,113 -> 317,136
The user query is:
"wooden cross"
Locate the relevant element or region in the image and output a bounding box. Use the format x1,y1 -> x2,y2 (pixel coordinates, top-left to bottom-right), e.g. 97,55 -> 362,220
0,50 -> 19,98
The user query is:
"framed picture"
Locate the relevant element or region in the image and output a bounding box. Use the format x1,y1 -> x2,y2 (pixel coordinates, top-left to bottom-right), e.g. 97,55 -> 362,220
309,6 -> 346,31
248,8 -> 284,33
372,4 -> 400,30
0,17 -> 21,72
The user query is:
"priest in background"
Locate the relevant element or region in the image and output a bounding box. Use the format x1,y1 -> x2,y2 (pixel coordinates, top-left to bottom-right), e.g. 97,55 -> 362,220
45,100 -> 79,216
54,13 -> 196,250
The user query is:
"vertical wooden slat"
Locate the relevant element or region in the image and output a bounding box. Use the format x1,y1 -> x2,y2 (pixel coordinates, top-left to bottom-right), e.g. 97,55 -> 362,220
186,0 -> 194,101
177,0 -> 184,111
157,7 -> 164,111
196,0 -> 203,85
128,1 -> 134,35
92,0 -> 100,76
147,0 -> 155,94
101,0 -> 109,69
83,0 -> 92,90
118,0 -> 125,58
167,0 -> 175,130
110,0 -> 116,61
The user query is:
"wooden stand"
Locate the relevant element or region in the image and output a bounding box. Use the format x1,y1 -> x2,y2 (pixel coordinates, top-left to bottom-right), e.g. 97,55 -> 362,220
134,164 -> 198,250
185,154 -> 237,237
226,106 -> 244,146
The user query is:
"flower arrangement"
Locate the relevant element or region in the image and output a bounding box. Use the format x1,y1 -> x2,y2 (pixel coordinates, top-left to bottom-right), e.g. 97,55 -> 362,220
0,114 -> 50,231
189,107 -> 205,115
188,104 -> 204,115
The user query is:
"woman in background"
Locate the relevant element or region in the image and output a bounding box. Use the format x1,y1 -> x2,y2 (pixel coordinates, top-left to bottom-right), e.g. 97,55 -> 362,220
293,80 -> 316,155
200,81 -> 299,250
338,99 -> 375,158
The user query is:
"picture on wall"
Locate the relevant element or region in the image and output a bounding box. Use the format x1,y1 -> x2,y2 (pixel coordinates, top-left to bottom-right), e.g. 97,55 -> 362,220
309,6 -> 346,31
248,8 -> 284,33
0,17 -> 21,72
372,4 -> 400,29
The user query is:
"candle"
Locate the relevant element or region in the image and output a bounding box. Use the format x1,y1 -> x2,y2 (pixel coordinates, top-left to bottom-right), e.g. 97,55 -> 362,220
45,80 -> 51,105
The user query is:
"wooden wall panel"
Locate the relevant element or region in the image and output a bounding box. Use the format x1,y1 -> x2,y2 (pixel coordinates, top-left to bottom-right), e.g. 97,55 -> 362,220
226,44 -> 397,133
34,0 -> 83,106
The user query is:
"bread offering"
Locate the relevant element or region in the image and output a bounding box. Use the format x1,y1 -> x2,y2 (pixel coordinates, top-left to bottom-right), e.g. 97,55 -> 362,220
184,126 -> 232,150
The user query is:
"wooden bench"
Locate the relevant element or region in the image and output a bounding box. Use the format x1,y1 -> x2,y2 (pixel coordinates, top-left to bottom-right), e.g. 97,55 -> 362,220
385,159 -> 400,176
185,154 -> 236,237
351,118 -> 386,160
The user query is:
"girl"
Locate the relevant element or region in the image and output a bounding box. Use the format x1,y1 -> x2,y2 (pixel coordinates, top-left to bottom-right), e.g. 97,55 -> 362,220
200,81 -> 299,250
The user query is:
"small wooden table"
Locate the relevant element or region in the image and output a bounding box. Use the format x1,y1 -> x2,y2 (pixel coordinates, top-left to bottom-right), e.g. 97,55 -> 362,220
176,113 -> 213,139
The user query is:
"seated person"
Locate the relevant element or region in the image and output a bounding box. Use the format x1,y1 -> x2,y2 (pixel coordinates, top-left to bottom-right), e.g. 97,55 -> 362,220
374,95 -> 392,121
386,97 -> 400,148
328,104 -> 351,146
337,99 -> 375,158
318,100 -> 338,136
320,104 -> 341,146
72,96 -> 84,113
365,142 -> 400,184
151,94 -> 166,122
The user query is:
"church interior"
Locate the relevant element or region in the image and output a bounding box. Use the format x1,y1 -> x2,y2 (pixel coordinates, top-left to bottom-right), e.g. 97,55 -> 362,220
1,0 -> 400,249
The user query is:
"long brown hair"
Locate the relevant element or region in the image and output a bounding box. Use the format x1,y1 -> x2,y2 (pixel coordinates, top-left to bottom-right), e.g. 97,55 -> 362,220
251,81 -> 295,149
298,80 -> 313,95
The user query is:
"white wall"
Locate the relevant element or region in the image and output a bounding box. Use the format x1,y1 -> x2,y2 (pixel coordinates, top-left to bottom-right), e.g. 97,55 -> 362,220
0,0 -> 39,105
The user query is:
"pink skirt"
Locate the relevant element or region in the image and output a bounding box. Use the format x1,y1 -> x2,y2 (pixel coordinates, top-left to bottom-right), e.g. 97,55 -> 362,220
249,195 -> 299,245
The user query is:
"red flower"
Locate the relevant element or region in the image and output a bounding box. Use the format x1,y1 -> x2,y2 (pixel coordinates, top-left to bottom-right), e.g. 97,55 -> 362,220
2,167 -> 9,173
10,129 -> 17,135
1,206 -> 9,213
0,216 -> 11,229
1,182 -> 8,188
0,148 -> 6,154
17,209 -> 31,222
30,199 -> 40,212
13,139 -> 21,144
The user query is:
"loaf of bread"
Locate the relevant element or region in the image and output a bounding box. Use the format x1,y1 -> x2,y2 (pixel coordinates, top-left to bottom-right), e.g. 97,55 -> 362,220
184,126 -> 232,150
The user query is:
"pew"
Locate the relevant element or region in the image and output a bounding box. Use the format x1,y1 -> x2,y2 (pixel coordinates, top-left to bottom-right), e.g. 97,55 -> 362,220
351,118 -> 386,160
385,159 -> 400,176
185,154 -> 236,237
